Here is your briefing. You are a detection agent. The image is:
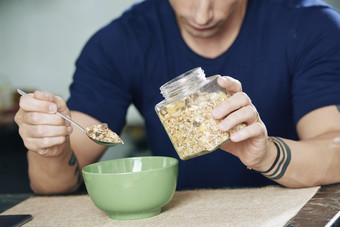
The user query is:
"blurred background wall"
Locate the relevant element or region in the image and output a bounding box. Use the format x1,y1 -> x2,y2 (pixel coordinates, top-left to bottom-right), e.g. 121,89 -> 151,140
325,0 -> 340,10
0,0 -> 134,99
0,0 -> 143,123
0,0 -> 146,193
0,0 -> 339,193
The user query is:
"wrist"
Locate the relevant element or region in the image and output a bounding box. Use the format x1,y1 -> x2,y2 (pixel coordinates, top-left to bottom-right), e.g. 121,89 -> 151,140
248,137 -> 279,172
27,143 -> 80,194
259,137 -> 280,173
28,144 -> 73,176
248,137 -> 292,181
28,141 -> 72,162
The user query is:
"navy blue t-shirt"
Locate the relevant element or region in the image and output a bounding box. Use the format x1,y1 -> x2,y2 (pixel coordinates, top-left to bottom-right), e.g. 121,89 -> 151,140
68,0 -> 340,189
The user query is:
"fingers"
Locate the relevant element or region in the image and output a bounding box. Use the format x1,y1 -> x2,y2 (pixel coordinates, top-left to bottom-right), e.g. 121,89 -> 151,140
18,90 -> 70,123
16,117 -> 72,155
23,136 -> 68,156
20,91 -> 69,116
19,123 -> 72,138
15,90 -> 72,156
22,111 -> 66,125
211,87 -> 266,142
212,92 -> 250,119
217,105 -> 259,131
19,91 -> 56,114
37,91 -> 70,117
15,108 -> 70,130
229,122 -> 266,142
218,76 -> 242,95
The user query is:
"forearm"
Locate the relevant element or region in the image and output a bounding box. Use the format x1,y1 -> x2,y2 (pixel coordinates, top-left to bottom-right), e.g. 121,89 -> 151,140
27,143 -> 82,194
265,131 -> 340,188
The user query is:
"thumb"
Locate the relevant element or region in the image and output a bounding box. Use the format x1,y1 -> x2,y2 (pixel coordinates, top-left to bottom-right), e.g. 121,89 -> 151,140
33,91 -> 69,116
218,76 -> 242,95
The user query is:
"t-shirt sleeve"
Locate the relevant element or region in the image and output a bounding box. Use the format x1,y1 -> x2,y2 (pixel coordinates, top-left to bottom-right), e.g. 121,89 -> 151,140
288,6 -> 340,125
67,20 -> 138,134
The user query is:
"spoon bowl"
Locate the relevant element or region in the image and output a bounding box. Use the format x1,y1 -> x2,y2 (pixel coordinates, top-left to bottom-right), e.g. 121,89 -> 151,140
90,139 -> 119,146
17,89 -> 122,146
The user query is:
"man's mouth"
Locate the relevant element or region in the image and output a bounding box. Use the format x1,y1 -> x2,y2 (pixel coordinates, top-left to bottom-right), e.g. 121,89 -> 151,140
189,24 -> 213,31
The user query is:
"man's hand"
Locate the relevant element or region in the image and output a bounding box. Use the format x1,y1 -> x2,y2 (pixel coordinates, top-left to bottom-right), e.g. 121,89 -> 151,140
15,91 -> 73,157
212,76 -> 277,172
14,90 -> 80,194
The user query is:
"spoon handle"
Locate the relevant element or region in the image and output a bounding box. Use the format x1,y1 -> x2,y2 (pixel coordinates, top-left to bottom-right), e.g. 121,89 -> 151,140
55,112 -> 86,133
17,89 -> 87,133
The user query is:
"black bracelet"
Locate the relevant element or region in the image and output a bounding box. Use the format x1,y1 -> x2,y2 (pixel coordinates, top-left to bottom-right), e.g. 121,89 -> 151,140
266,137 -> 291,180
259,138 -> 280,174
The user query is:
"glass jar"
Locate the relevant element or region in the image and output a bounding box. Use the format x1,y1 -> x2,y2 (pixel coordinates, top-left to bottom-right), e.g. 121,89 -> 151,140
155,67 -> 245,160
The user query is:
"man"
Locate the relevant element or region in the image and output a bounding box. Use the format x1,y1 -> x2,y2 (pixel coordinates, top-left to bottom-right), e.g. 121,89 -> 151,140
15,0 -> 340,194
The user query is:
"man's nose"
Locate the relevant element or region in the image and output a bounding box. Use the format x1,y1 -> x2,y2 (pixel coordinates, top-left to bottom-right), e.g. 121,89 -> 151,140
192,0 -> 213,26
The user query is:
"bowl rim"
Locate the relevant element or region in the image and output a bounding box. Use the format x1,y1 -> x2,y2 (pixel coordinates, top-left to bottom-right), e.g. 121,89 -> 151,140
82,156 -> 178,176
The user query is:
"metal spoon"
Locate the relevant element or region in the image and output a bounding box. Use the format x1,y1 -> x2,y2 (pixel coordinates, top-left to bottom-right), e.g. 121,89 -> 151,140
17,89 -> 122,146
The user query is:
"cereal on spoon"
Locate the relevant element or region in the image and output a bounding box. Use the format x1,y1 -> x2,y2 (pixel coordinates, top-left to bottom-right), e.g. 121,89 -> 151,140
86,123 -> 124,144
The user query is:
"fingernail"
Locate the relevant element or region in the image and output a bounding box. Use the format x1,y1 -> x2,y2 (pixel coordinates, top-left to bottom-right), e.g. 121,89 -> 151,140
230,132 -> 240,142
49,104 -> 57,113
218,76 -> 227,85
220,76 -> 227,81
67,126 -> 73,133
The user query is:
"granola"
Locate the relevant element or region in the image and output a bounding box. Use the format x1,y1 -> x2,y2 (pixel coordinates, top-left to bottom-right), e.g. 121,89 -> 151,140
156,91 -> 246,160
86,123 -> 123,144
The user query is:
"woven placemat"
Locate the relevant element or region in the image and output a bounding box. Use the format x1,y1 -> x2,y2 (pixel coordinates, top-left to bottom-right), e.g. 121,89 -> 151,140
2,186 -> 319,227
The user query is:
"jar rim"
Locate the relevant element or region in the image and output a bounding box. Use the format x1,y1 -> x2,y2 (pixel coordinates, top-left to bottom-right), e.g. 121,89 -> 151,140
160,67 -> 204,92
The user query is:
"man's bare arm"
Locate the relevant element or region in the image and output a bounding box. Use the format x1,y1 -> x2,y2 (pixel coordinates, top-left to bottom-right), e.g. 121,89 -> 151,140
267,105 -> 340,187
16,91 -> 107,194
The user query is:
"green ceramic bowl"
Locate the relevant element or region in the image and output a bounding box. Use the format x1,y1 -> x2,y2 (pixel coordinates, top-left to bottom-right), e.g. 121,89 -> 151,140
82,156 -> 178,220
